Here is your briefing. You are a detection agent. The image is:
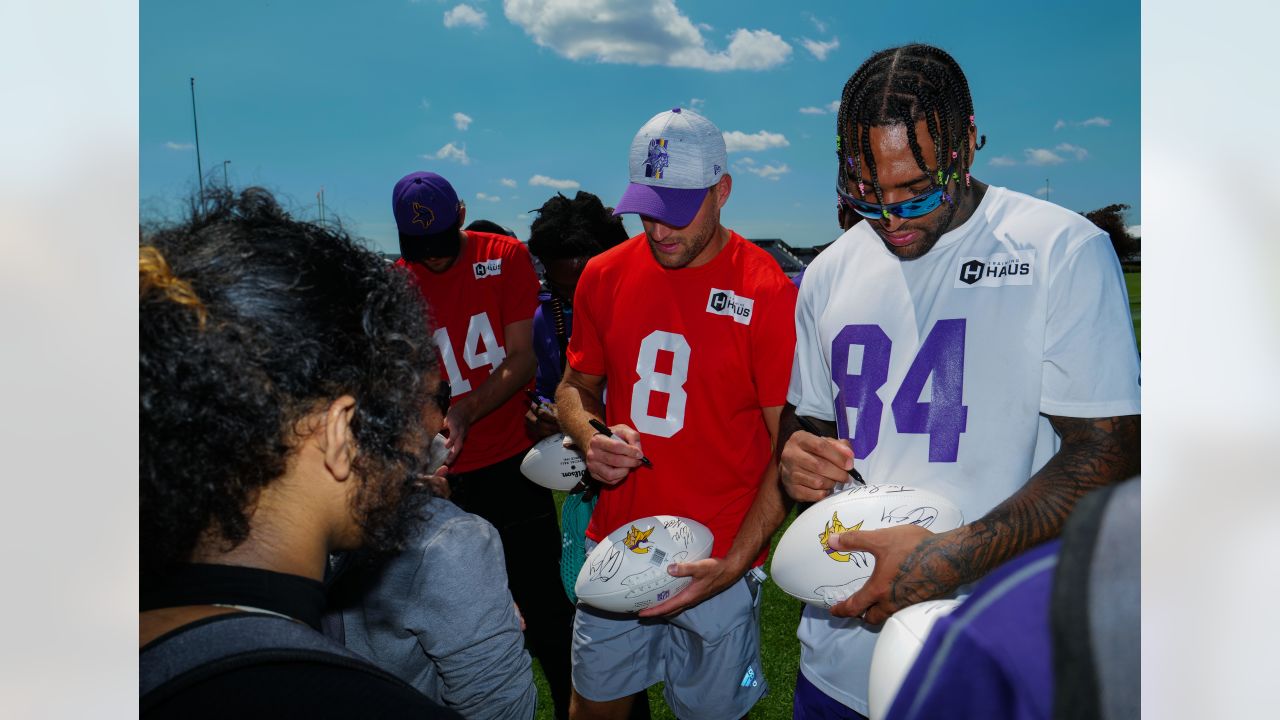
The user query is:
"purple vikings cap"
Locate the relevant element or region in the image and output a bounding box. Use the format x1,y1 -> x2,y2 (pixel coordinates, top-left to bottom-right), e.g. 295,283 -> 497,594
392,171 -> 460,241
614,107 -> 728,228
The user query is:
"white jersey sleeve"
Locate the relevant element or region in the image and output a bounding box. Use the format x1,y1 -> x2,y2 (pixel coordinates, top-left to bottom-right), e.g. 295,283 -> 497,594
788,265 -> 838,421
1041,232 -> 1141,418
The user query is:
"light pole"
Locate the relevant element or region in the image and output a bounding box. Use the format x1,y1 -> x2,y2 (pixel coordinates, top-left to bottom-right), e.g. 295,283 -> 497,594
190,77 -> 205,214
221,160 -> 231,191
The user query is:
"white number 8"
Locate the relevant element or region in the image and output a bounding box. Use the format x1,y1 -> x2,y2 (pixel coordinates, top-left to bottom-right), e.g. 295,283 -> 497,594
630,330 -> 690,438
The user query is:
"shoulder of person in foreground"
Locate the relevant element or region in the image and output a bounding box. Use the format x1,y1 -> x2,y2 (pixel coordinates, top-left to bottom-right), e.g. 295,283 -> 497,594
403,500 -> 536,720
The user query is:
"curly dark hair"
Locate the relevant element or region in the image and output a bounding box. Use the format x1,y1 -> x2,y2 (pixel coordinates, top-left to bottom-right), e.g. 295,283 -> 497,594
527,191 -> 630,262
140,187 -> 439,578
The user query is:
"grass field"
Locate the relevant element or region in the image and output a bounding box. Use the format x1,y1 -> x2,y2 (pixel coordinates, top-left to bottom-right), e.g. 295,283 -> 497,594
1125,271 -> 1141,350
531,272 -> 1141,717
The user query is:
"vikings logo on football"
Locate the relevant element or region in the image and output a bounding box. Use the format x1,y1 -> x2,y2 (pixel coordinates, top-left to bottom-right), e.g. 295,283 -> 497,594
624,525 -> 654,553
819,512 -> 865,563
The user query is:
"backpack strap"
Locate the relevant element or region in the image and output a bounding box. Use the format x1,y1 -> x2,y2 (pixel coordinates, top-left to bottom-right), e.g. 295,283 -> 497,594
141,613 -> 411,706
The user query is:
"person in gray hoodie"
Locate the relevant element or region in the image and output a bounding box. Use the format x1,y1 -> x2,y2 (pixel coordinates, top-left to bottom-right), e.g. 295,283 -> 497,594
327,494 -> 537,720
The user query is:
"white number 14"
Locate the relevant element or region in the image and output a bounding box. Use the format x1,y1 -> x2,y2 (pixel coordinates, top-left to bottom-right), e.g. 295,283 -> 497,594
433,312 -> 506,396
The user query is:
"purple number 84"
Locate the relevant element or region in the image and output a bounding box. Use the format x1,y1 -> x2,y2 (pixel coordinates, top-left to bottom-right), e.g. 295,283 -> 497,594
830,319 -> 968,462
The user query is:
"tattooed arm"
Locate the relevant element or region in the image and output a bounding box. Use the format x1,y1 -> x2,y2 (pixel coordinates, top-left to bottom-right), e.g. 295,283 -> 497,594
827,413 -> 1141,624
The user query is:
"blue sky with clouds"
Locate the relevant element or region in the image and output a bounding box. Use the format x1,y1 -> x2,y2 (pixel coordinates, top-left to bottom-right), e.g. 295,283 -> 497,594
140,0 -> 1139,252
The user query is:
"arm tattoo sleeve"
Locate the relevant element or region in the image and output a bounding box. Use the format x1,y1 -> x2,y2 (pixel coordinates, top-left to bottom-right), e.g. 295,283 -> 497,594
890,414 -> 1140,606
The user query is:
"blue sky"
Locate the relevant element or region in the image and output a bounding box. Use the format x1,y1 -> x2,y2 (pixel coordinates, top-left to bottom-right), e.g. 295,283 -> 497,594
140,0 -> 1139,253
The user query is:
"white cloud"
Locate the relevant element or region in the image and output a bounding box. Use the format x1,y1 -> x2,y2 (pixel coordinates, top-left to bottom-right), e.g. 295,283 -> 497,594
735,157 -> 756,166
1056,116 -> 1112,130
988,155 -> 1018,167
164,141 -> 194,151
688,97 -> 706,109
429,142 -> 471,164
798,100 -> 840,115
800,36 -> 839,61
1054,142 -> 1089,160
529,174 -> 580,190
1036,186 -> 1053,197
500,177 -> 517,188
476,192 -> 501,202
503,0 -> 791,71
804,12 -> 828,34
444,4 -> 487,29
1024,148 -> 1065,166
744,163 -> 789,180
722,129 -> 789,152
453,111 -> 473,131
421,98 -> 432,111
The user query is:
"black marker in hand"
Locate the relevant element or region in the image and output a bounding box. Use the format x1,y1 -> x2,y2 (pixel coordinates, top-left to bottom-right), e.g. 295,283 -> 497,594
588,418 -> 653,467
795,415 -> 865,485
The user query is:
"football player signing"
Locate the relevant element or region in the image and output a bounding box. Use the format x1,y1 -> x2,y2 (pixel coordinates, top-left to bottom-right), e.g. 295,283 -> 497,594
555,108 -> 798,720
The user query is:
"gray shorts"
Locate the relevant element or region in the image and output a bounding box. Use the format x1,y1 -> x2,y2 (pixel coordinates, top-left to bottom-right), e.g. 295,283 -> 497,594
571,539 -> 768,720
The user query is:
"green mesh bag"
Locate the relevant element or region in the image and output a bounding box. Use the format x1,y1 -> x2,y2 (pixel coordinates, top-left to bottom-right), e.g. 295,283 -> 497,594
559,489 -> 598,603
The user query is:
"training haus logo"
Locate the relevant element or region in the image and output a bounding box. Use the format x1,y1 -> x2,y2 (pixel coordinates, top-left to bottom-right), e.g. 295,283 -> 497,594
954,250 -> 1036,288
706,288 -> 754,325
473,258 -> 503,279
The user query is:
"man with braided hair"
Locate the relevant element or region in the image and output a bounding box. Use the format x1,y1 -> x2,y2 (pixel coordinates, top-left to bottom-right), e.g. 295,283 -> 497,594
777,43 -> 1140,718
525,190 -> 630,440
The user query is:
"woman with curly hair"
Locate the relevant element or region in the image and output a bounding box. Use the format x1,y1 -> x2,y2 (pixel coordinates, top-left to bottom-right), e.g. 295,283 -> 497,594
139,188 -> 458,717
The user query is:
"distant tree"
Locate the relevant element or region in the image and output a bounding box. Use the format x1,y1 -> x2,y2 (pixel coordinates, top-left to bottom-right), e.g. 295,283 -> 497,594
1081,203 -> 1140,261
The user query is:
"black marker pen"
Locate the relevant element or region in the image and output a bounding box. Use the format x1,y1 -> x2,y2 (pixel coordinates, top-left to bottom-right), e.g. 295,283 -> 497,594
588,418 -> 653,467
794,415 -> 865,485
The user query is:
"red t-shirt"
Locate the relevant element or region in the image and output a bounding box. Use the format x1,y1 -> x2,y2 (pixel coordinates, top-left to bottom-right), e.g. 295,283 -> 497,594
568,231 -> 798,564
399,231 -> 541,473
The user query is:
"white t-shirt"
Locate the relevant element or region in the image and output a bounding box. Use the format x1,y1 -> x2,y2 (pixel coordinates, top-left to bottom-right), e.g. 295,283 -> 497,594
788,185 -> 1141,714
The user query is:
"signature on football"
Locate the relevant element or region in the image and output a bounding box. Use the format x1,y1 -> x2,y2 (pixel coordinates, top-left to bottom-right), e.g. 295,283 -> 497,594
880,505 -> 940,528
588,542 -> 625,582
663,519 -> 694,549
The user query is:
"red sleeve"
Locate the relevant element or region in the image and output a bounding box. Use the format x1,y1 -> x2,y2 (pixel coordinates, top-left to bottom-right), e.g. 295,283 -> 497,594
752,273 -> 798,408
502,240 -> 540,326
565,260 -> 606,376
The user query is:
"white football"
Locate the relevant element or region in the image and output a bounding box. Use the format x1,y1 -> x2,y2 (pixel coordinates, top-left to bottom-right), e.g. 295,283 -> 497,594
426,433 -> 448,475
868,599 -> 961,720
771,484 -> 964,608
520,433 -> 588,491
574,516 -> 714,613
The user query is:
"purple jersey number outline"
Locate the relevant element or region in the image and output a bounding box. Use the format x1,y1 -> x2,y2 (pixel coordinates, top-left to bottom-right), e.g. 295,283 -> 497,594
831,319 -> 968,462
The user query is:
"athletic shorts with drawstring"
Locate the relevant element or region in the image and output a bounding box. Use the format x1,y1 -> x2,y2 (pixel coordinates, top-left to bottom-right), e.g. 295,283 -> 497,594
571,538 -> 768,720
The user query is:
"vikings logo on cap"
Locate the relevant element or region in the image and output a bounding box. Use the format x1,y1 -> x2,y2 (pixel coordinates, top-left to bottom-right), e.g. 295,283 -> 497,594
623,525 -> 654,554
645,138 -> 669,179
411,202 -> 435,230
818,512 -> 863,562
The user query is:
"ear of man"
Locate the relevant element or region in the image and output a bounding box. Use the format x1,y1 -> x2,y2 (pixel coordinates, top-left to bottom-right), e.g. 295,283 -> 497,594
713,173 -> 733,209
319,395 -> 359,481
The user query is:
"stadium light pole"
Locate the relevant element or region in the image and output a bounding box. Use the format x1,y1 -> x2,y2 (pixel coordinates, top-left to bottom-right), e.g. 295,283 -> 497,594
221,160 -> 231,191
190,77 -> 205,215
